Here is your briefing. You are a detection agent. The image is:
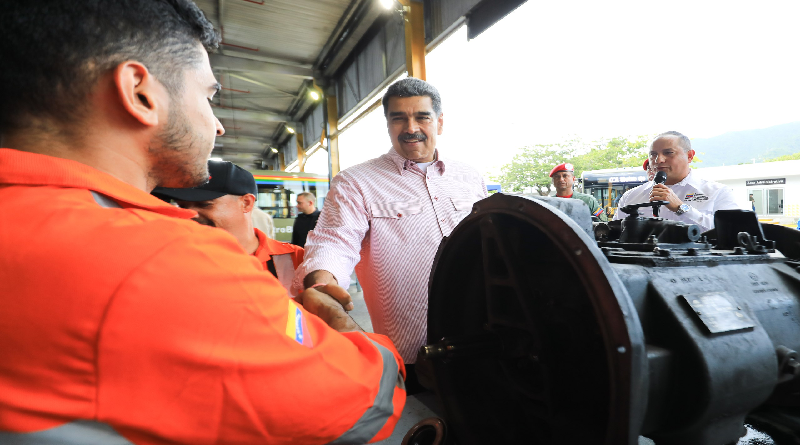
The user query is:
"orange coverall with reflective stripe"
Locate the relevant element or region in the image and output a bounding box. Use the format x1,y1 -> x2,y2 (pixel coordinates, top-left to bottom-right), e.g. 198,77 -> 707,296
0,148 -> 406,444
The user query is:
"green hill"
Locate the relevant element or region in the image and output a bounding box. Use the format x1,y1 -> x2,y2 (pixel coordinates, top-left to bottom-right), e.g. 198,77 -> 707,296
691,121 -> 800,167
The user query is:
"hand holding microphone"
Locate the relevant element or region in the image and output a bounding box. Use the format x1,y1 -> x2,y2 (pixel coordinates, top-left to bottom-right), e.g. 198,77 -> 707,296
650,171 -> 682,213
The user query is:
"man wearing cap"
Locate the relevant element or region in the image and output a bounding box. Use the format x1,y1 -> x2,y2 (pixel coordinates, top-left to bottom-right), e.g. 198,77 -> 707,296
154,161 -> 304,295
551,162 -> 608,221
613,131 -> 740,232
643,159 -> 655,182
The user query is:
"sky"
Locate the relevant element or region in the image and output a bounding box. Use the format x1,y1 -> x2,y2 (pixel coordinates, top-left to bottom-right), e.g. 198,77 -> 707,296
303,0 -> 800,179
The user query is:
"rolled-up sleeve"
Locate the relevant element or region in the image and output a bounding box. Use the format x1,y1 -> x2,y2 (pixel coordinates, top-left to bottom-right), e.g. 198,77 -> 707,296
293,172 -> 369,291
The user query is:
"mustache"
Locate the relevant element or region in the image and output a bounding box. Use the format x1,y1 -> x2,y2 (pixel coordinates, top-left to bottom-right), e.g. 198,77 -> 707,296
399,132 -> 427,142
192,217 -> 216,227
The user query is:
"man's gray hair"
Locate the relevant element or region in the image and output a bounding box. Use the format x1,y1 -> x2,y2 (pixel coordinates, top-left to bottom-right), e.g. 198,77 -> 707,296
382,78 -> 442,117
297,192 -> 316,201
654,131 -> 692,152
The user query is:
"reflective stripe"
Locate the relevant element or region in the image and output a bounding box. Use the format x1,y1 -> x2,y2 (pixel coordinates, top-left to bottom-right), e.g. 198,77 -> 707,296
0,420 -> 133,444
329,334 -> 404,445
91,191 -> 123,209
273,253 -> 297,295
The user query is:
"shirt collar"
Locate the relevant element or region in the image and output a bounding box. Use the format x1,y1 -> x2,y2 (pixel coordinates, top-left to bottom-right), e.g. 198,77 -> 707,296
253,227 -> 298,264
386,147 -> 447,175
253,228 -> 272,264
0,148 -> 196,219
673,169 -> 701,188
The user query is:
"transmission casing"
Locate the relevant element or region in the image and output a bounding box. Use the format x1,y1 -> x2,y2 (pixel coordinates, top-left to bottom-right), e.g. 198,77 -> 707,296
421,194 -> 800,445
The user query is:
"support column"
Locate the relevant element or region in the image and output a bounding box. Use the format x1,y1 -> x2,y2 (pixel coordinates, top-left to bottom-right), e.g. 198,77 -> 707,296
296,132 -> 305,172
401,0 -> 426,80
278,152 -> 285,171
323,89 -> 341,179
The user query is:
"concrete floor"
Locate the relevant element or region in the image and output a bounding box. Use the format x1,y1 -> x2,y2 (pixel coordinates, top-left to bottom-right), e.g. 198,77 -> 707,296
346,274 -> 373,333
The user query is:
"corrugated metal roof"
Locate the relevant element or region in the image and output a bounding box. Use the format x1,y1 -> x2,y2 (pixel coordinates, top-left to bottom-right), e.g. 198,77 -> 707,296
193,0 -> 361,168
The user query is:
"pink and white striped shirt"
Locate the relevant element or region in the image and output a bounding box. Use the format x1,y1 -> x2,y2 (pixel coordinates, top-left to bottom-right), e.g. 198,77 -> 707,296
293,148 -> 488,363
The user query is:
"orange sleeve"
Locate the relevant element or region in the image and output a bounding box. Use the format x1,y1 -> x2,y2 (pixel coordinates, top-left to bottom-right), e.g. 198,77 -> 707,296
96,228 -> 405,445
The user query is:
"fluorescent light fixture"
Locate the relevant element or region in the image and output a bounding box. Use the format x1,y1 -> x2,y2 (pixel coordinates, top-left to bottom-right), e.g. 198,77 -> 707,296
309,91 -> 320,101
286,127 -> 295,134
270,147 -> 279,153
209,157 -> 224,161
380,0 -> 393,9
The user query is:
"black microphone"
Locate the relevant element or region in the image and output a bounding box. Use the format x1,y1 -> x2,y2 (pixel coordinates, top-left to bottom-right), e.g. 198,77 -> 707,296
653,171 -> 667,217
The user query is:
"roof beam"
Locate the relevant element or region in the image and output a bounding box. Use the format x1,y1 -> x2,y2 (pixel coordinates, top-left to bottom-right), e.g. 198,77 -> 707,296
213,136 -> 272,152
213,107 -> 290,123
210,54 -> 314,79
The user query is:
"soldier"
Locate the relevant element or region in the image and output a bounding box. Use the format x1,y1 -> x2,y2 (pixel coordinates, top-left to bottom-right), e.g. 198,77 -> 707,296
550,162 -> 608,221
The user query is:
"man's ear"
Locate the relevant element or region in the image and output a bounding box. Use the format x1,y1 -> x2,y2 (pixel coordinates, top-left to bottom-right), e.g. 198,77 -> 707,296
113,61 -> 163,127
437,112 -> 444,135
241,194 -> 256,213
687,149 -> 696,163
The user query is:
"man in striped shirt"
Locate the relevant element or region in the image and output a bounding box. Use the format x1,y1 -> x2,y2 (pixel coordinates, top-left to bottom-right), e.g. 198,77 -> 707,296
294,78 -> 488,393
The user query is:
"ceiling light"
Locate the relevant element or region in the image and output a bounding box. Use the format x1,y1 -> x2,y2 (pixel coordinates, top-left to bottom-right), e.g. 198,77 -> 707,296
271,147 -> 279,153
286,127 -> 295,134
209,157 -> 224,161
309,91 -> 320,101
380,0 -> 394,9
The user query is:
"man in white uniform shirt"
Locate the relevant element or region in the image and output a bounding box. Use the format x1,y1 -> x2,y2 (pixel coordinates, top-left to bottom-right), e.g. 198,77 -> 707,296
293,78 -> 488,394
613,131 -> 740,232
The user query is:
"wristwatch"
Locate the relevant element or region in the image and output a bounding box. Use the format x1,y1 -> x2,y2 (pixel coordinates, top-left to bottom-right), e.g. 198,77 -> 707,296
675,203 -> 691,215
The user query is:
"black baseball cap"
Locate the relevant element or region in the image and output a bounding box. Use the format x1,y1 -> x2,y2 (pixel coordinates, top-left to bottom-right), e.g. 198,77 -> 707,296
152,161 -> 258,202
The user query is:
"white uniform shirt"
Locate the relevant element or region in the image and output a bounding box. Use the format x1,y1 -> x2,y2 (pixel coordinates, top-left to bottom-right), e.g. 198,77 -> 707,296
612,170 -> 742,232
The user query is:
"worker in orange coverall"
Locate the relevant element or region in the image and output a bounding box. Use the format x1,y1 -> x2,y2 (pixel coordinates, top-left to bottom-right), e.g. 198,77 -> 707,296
0,1 -> 405,444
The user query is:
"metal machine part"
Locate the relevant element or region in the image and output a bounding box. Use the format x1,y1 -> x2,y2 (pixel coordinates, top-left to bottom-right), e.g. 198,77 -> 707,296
420,194 -> 800,445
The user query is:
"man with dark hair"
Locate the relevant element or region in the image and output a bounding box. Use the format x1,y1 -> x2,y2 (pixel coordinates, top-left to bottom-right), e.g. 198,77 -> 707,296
294,77 -> 488,394
613,131 -> 741,231
154,161 -> 304,295
291,191 -> 320,247
0,1 -> 405,443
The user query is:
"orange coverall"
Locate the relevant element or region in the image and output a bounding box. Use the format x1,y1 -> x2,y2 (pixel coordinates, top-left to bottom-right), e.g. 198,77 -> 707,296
0,148 -> 406,444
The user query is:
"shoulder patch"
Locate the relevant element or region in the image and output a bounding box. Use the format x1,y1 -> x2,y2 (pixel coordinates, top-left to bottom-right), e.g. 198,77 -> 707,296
285,301 -> 314,348
685,193 -> 709,202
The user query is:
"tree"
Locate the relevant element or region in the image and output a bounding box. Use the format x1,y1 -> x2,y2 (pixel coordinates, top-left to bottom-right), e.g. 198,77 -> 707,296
493,143 -> 574,195
764,151 -> 800,162
569,135 -> 650,177
493,135 -> 651,196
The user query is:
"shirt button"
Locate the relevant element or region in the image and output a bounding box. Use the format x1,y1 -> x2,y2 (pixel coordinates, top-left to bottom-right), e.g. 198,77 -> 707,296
434,196 -> 438,200
397,213 -> 403,217
441,218 -> 445,222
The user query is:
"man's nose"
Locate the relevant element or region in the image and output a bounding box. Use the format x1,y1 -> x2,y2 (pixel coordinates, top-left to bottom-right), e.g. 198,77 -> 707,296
405,119 -> 420,133
215,117 -> 225,137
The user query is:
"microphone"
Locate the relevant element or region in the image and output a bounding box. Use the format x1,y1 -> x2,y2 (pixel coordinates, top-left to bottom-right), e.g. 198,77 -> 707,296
653,171 -> 667,217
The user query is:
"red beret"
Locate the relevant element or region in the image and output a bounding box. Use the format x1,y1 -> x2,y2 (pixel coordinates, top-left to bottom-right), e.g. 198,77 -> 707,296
643,159 -> 649,170
549,162 -> 574,177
